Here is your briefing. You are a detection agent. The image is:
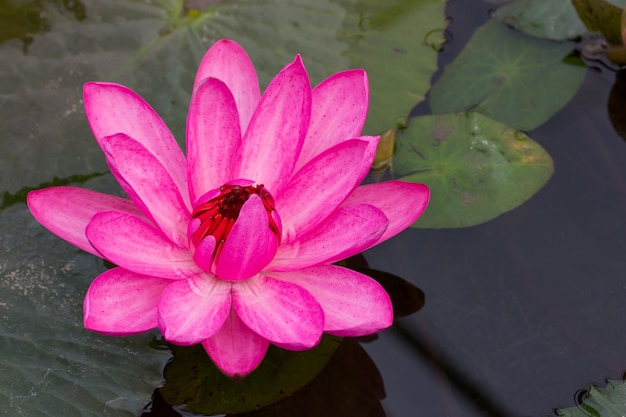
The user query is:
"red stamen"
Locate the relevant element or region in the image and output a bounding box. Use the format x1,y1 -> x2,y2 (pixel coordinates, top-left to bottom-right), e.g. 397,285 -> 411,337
189,184 -> 280,264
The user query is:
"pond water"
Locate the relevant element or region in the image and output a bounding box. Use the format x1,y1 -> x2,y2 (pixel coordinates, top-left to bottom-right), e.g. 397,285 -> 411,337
362,2 -> 626,417
3,0 -> 626,416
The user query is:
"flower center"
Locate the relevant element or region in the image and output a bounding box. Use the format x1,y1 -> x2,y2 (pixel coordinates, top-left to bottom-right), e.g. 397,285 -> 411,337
189,184 -> 279,251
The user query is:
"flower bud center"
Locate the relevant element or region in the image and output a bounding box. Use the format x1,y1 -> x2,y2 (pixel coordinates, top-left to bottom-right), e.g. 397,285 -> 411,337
189,184 -> 279,250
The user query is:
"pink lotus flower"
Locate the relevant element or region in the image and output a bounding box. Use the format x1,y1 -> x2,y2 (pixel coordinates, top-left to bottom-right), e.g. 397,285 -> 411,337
27,40 -> 429,377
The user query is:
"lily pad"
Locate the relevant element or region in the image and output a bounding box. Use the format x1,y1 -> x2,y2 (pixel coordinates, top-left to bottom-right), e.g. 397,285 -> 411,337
492,0 -> 588,41
429,20 -> 586,131
0,0 -> 445,196
340,0 -> 447,134
159,335 -> 341,415
558,379 -> 626,417
392,112 -> 554,228
0,176 -> 171,417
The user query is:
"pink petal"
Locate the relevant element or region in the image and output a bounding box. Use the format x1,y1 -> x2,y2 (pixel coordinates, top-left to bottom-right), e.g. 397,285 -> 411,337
192,236 -> 216,274
202,309 -> 270,377
83,82 -> 189,209
187,78 -> 242,203
232,275 -> 323,350
84,267 -> 171,335
215,195 -> 278,281
270,265 -> 393,336
276,139 -> 369,243
193,39 -> 260,131
354,135 -> 380,186
27,186 -> 143,257
269,204 -> 388,272
295,70 -> 369,171
157,275 -> 231,345
101,133 -> 190,247
343,181 -> 430,245
86,211 -> 199,279
236,55 -> 311,197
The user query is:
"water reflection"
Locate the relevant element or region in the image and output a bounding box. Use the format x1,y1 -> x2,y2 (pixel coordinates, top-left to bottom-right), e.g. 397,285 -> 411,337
141,261 -> 424,416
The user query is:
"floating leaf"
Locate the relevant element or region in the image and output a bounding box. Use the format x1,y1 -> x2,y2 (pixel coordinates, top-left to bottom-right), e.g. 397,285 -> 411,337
158,335 -> 341,415
392,112 -> 554,228
0,177 -> 171,417
341,0 -> 447,134
0,0 -> 445,196
429,20 -> 586,131
558,379 -> 626,417
147,339 -> 385,417
492,0 -> 587,41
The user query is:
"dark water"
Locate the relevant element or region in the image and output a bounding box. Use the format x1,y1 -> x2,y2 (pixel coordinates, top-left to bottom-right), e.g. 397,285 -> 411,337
361,2 -> 626,417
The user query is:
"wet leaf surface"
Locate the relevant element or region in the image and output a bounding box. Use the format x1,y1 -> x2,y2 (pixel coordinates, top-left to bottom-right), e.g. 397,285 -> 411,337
492,0 -> 587,41
429,20 -> 586,131
392,112 -> 554,228
341,0 -> 446,134
0,176 -> 171,416
0,0 -> 445,196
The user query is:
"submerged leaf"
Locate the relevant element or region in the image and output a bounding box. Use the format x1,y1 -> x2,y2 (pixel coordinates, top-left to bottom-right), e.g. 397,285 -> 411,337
392,112 -> 553,228
429,20 -> 586,131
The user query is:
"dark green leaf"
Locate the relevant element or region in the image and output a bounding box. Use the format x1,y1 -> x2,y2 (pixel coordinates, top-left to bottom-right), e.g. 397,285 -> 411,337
429,20 -> 586,131
0,177 -> 171,417
159,335 -> 341,415
341,0 -> 446,134
0,0 -> 445,196
392,112 -> 554,228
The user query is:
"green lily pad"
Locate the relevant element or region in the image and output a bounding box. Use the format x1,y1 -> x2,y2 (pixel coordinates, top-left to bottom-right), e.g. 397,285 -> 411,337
340,0 -> 447,134
0,176 -> 171,417
429,20 -> 586,131
492,0 -> 587,41
0,0 -> 445,196
558,379 -> 626,417
392,112 -> 554,228
159,335 -> 341,415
